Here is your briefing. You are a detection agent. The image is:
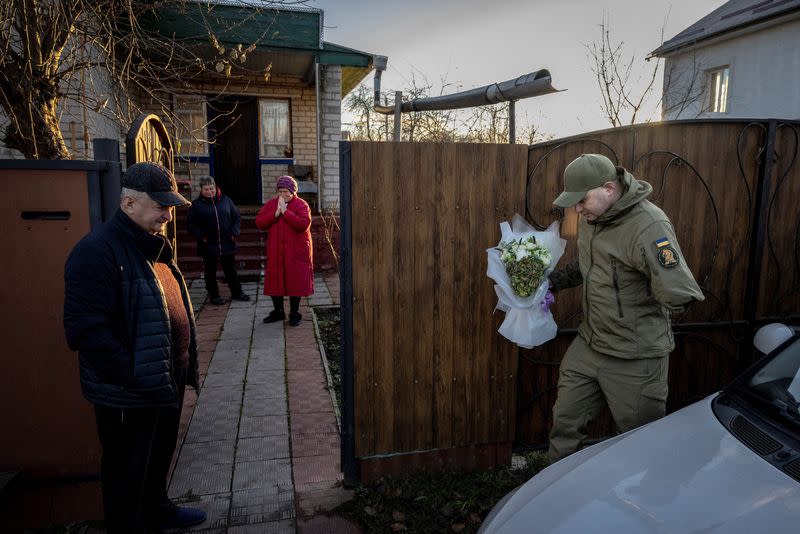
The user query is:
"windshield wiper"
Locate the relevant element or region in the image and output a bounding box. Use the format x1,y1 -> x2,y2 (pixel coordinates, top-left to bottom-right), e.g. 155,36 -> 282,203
728,384 -> 800,427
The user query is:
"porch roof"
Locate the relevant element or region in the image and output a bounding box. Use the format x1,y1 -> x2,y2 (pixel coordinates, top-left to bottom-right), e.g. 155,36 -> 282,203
141,2 -> 377,95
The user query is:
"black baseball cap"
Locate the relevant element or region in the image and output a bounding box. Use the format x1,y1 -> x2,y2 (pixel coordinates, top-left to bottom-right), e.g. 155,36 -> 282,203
121,162 -> 190,207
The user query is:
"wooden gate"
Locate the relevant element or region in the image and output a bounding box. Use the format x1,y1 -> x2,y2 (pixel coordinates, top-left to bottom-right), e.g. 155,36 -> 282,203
340,142 -> 528,482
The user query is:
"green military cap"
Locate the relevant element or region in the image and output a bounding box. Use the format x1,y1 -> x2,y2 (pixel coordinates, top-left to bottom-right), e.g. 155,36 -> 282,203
553,154 -> 617,208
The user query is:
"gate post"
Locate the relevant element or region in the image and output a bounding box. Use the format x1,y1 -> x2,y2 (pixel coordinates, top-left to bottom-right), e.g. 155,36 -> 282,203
93,138 -> 122,223
744,120 -> 777,325
339,141 -> 358,485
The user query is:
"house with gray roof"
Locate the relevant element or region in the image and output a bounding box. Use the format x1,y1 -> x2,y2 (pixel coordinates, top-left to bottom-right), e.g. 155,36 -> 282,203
651,0 -> 800,120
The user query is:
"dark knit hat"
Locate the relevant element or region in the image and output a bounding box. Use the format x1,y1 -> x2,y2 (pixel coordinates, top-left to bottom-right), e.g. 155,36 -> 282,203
276,175 -> 298,194
122,162 -> 190,207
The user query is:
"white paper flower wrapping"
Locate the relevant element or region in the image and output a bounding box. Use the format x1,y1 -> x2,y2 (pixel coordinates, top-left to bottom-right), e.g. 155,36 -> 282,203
486,214 -> 567,348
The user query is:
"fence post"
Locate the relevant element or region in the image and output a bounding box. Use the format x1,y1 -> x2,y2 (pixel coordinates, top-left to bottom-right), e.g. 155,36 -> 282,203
93,138 -> 122,223
744,120 -> 777,325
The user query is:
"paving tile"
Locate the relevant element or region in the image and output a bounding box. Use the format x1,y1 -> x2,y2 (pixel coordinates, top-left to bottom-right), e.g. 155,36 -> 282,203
230,486 -> 295,525
185,412 -> 240,443
232,458 -> 292,491
244,380 -> 287,401
249,344 -> 286,360
287,369 -> 326,387
242,395 -> 288,417
247,355 -> 286,371
214,338 -> 253,351
228,520 -> 294,534
290,433 -> 341,457
202,370 -> 245,387
192,399 -> 241,421
246,370 -> 286,388
237,435 -> 291,461
199,385 -> 245,404
207,355 -> 247,375
239,415 -> 289,438
289,412 -> 338,436
169,459 -> 233,497
176,439 -> 237,465
289,392 -> 334,414
292,454 -> 341,486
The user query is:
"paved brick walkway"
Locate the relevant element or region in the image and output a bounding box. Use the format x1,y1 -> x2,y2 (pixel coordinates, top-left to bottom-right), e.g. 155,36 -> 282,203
166,274 -> 359,533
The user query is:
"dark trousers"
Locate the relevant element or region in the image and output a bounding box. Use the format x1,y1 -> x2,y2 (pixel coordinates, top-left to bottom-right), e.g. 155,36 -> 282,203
203,253 -> 242,298
94,366 -> 187,533
271,295 -> 300,316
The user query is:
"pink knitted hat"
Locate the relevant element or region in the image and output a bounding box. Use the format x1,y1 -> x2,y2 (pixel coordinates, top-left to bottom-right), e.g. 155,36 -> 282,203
276,175 -> 297,194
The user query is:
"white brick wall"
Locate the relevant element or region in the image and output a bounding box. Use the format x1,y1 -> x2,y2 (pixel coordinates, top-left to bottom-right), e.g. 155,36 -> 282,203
319,65 -> 342,210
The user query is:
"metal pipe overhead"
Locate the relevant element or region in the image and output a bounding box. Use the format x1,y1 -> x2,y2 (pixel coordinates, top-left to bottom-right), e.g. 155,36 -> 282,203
373,68 -> 560,115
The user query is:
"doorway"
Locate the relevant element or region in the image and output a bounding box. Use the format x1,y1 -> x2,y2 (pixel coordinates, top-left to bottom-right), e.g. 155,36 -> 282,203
209,96 -> 260,205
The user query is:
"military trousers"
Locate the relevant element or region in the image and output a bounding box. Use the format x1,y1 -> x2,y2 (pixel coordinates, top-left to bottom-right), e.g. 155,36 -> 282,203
548,334 -> 669,463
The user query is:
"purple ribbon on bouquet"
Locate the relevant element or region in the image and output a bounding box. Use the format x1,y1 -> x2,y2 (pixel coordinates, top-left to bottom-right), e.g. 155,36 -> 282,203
541,290 -> 555,313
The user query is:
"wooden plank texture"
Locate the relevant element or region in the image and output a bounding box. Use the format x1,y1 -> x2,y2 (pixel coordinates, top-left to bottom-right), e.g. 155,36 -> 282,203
350,142 -> 528,456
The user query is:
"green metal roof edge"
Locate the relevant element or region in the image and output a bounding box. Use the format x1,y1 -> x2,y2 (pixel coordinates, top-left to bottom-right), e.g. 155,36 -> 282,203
141,3 -> 323,51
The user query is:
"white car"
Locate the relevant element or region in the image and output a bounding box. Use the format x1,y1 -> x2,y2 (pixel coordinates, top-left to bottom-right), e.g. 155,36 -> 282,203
480,324 -> 800,533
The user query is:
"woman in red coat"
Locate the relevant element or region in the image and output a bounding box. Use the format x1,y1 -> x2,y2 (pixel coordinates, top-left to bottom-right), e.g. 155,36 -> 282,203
255,175 -> 314,326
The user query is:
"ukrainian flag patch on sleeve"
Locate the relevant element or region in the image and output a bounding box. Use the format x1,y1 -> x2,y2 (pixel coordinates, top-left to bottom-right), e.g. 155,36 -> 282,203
655,237 -> 670,248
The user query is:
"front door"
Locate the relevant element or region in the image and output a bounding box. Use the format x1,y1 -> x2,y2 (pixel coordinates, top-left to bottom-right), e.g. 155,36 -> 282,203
209,97 -> 260,205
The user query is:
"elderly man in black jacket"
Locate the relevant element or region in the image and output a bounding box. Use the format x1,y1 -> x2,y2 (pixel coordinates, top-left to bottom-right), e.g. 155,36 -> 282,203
187,176 -> 250,305
64,163 -> 206,533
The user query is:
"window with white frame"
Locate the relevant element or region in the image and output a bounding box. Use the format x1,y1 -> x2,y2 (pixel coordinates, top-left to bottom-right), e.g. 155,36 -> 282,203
707,66 -> 730,113
173,95 -> 208,155
259,99 -> 291,158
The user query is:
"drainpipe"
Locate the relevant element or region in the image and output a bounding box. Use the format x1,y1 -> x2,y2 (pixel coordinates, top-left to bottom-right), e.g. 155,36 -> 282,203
372,55 -> 391,113
315,60 -> 323,214
374,68 -> 559,114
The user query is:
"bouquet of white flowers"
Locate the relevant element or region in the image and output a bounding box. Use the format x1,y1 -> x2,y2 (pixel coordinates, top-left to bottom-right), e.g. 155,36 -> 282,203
498,236 -> 553,298
486,214 -> 566,348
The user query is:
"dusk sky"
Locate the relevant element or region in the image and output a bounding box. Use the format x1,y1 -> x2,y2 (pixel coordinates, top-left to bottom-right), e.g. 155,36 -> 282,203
310,0 -> 727,139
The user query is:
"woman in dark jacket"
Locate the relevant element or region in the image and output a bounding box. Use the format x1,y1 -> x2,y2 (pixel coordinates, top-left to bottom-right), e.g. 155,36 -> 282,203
186,176 -> 250,304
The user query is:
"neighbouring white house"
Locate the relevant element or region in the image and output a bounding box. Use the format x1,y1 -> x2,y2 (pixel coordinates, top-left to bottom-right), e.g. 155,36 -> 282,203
651,0 -> 800,121
0,2 -> 381,212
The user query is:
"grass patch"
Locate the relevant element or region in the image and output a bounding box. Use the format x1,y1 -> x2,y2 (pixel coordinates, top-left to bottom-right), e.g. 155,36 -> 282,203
336,451 -> 549,533
313,305 -> 341,410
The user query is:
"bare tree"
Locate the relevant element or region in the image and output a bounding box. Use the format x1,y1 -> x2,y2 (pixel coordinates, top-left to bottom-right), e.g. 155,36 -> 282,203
587,15 -> 662,127
0,0 -> 305,159
661,50 -> 707,119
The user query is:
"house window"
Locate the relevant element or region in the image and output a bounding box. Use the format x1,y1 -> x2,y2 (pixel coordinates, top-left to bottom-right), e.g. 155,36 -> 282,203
708,66 -> 729,113
173,95 -> 208,155
259,99 -> 291,158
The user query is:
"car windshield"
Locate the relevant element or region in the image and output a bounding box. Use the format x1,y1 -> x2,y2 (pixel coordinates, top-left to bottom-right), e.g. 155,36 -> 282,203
734,337 -> 800,427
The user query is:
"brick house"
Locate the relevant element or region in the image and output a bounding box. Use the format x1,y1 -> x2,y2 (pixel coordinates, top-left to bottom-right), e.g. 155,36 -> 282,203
0,2 -> 380,213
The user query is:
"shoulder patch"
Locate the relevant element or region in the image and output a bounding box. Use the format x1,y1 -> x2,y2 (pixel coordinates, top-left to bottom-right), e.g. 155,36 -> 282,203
657,245 -> 680,269
654,237 -> 670,248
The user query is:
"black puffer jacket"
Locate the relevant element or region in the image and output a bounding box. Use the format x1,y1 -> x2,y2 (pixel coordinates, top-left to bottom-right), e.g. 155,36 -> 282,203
186,188 -> 241,256
63,210 -> 200,408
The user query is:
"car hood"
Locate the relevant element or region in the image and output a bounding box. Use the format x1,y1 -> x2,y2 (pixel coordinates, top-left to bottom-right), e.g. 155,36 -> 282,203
485,396 -> 800,533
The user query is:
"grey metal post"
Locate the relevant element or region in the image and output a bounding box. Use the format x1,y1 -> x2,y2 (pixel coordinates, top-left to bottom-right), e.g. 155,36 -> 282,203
509,100 -> 516,144
394,91 -> 402,142
93,138 -> 122,222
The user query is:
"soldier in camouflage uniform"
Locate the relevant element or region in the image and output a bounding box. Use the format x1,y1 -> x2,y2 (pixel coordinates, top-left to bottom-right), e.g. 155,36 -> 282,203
547,153 -> 704,462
